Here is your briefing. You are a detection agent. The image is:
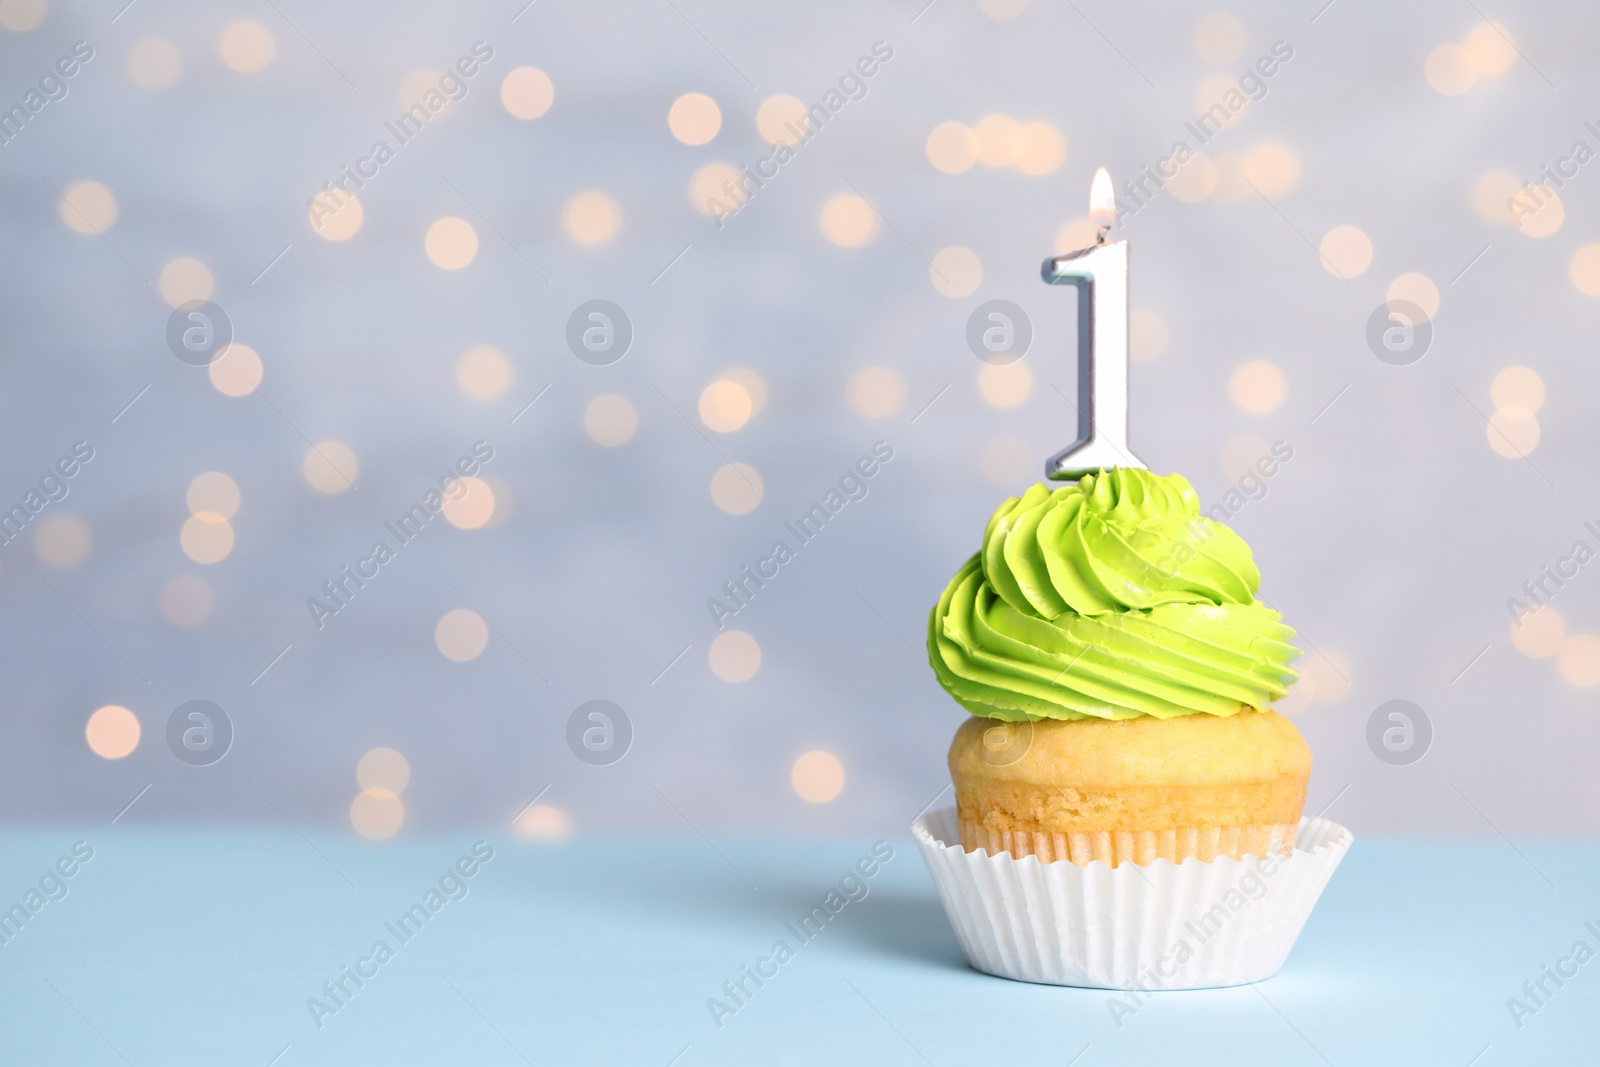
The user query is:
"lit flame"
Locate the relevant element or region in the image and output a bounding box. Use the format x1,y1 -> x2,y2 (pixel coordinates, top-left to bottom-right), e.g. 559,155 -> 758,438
1089,166 -> 1115,241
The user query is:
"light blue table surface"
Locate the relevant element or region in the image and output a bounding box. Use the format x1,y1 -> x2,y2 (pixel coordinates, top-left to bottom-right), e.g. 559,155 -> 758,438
0,827 -> 1594,1066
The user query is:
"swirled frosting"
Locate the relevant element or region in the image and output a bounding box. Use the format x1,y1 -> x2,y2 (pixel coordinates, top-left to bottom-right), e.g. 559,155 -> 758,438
928,469 -> 1300,722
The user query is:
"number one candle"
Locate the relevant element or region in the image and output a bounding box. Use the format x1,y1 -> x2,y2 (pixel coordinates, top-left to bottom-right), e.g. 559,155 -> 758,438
1041,167 -> 1147,482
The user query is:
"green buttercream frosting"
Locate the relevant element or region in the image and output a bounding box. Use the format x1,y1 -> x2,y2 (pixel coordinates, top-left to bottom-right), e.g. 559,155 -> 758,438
928,469 -> 1300,722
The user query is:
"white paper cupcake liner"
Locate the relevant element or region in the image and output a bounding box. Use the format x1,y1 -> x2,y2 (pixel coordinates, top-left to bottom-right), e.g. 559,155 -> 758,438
914,807 -> 1352,989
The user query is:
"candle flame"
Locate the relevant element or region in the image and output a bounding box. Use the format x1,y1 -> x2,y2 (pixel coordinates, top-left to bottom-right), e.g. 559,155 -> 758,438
1089,166 -> 1115,241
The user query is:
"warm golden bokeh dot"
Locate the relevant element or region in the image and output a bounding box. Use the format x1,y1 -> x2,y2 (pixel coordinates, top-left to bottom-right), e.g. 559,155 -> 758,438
1130,309 -> 1169,363
303,441 -> 359,495
1167,153 -> 1218,203
724,368 -> 767,415
218,20 -> 274,73
1464,22 -> 1518,77
1219,432 -> 1271,482
33,513 -> 90,567
1276,673 -> 1314,716
1054,217 -> 1098,254
973,114 -> 1020,168
514,803 -> 572,840
668,91 -> 722,145
978,360 -> 1032,409
690,162 -> 744,214
1229,359 -> 1287,414
500,66 -> 554,119
819,194 -> 877,248
709,629 -> 761,683
699,379 -> 753,433
1425,43 -> 1477,95
791,750 -> 845,804
350,789 -> 404,839
424,216 -> 479,269
442,477 -> 496,530
1570,244 -> 1600,298
1511,605 -> 1564,658
926,122 -> 979,175
1015,123 -> 1067,176
930,246 -> 982,298
977,0 -> 1028,20
1558,634 -> 1600,688
1386,272 -> 1440,318
158,573 -> 214,627
1242,142 -> 1301,197
312,194 -> 363,242
756,94 -> 808,146
1491,365 -> 1544,413
710,463 -> 764,516
1514,185 -> 1563,238
1304,651 -> 1353,706
357,747 -> 411,794
435,608 -> 489,662
210,343 -> 263,397
86,705 -> 140,760
1318,225 -> 1372,278
583,394 -> 638,447
1470,171 -> 1520,226
562,191 -> 622,245
127,36 -> 181,90
981,436 -> 1034,489
1193,12 -> 1247,64
180,513 -> 234,565
847,366 -> 907,419
58,180 -> 117,234
398,70 -> 455,120
0,0 -> 47,33
158,258 -> 214,309
455,345 -> 513,400
1486,406 -> 1540,458
1193,75 -> 1241,121
187,471 -> 240,519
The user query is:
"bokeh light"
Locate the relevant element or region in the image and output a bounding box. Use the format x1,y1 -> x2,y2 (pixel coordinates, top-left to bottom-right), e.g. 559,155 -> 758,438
977,361 -> 1032,409
926,122 -> 979,174
441,477 -> 496,529
1386,272 -> 1440,318
456,345 -> 513,400
210,344 -> 262,397
180,513 -> 234,564
1515,186 -> 1563,238
1511,605 -> 1564,658
1167,154 -> 1218,202
1318,225 -> 1372,277
847,366 -> 907,419
756,94 -> 808,145
699,379 -> 753,433
86,705 -> 140,760
668,91 -> 721,145
425,217 -> 478,269
435,608 -> 489,662
1424,43 -> 1477,95
690,162 -> 744,215
158,258 -> 214,309
1470,171 -> 1520,225
350,789 -> 404,839
1303,651 -> 1353,706
514,804 -> 572,839
977,0 -> 1028,20
819,194 -> 877,248
1054,217 -> 1097,253
357,747 -> 411,794
57,180 -> 117,234
1464,22 -> 1518,76
724,368 -> 767,415
584,394 -> 637,446
1490,365 -> 1544,412
33,513 -> 90,567
398,70 -> 456,121
981,436 -> 1034,489
312,195 -> 363,241
929,246 -> 982,298
303,441 -> 359,494
1241,142 -> 1301,197
158,574 -> 214,627
0,0 -> 47,33
1486,406 -> 1540,458
709,629 -> 761,683
1219,432 -> 1271,481
187,471 -> 240,519
1014,123 -> 1066,176
127,37 -> 181,91
1130,309 -> 1168,363
973,114 -> 1020,168
1570,244 -> 1600,297
501,66 -> 554,119
218,21 -> 274,73
562,191 -> 621,244
710,463 -> 763,515
791,750 -> 845,803
1558,634 -> 1600,687
1229,360 -> 1288,414
1193,12 -> 1247,63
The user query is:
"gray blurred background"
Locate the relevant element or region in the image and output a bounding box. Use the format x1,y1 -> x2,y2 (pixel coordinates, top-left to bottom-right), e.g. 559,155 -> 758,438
1,0 -> 1596,838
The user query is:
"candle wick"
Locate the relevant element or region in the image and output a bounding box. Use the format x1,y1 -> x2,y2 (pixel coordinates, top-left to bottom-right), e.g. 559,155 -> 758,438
1095,225 -> 1110,245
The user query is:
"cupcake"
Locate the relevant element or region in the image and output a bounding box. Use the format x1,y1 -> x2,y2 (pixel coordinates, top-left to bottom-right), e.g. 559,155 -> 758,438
927,468 -> 1308,866
914,468 -> 1350,989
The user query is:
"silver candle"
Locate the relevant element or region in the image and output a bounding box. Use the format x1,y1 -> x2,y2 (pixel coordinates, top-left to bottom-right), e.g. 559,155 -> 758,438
1041,167 -> 1147,482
